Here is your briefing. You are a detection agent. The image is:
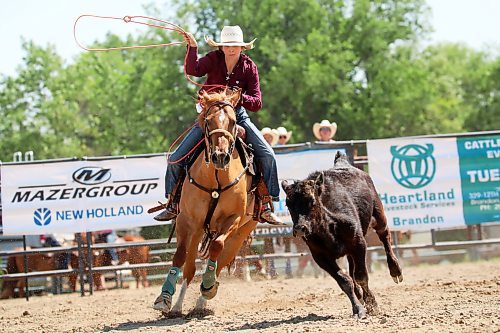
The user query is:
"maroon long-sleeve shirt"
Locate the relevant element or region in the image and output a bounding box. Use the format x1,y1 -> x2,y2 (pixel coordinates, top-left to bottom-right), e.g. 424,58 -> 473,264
185,47 -> 262,112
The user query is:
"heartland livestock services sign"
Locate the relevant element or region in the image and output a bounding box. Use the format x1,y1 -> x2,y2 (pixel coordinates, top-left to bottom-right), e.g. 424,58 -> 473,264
1,156 -> 167,235
367,135 -> 499,231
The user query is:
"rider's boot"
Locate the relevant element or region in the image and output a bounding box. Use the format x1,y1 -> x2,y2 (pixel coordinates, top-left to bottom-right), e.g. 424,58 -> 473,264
153,195 -> 179,221
153,172 -> 185,222
259,197 -> 284,225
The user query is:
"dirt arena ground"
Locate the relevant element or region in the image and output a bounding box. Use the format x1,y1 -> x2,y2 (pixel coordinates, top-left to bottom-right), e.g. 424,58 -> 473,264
0,260 -> 498,333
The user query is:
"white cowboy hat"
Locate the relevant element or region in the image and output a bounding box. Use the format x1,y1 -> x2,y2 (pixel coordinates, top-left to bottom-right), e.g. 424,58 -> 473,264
261,127 -> 279,146
205,25 -> 256,50
276,126 -> 292,143
313,119 -> 337,140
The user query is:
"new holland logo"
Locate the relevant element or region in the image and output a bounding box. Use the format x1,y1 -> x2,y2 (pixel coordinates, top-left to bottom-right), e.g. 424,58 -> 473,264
33,208 -> 52,226
72,166 -> 111,185
390,144 -> 436,189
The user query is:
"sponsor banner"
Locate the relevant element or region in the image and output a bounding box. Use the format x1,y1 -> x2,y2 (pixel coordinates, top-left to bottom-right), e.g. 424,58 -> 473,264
252,222 -> 294,238
1,156 -> 167,235
368,138 -> 465,231
273,148 -> 347,222
457,135 -> 500,224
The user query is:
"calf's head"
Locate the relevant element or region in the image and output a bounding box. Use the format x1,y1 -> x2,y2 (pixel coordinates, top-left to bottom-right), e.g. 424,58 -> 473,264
281,173 -> 324,238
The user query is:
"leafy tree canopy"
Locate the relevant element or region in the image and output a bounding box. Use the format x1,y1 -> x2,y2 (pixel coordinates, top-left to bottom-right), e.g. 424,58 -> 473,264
0,0 -> 498,161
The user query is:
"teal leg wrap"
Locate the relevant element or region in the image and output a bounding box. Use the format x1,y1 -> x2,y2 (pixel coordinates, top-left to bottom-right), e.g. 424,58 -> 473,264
161,267 -> 181,295
202,259 -> 217,288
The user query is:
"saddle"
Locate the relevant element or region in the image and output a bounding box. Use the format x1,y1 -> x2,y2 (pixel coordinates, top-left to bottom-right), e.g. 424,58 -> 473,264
148,129 -> 269,222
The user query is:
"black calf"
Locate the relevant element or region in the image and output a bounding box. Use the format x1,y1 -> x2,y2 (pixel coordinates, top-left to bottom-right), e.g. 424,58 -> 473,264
282,152 -> 403,318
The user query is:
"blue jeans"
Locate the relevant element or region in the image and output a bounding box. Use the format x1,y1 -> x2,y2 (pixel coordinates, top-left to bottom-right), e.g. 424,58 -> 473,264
165,107 -> 280,199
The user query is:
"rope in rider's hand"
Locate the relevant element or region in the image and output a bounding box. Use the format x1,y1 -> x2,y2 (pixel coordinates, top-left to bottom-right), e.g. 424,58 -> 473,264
73,14 -> 227,163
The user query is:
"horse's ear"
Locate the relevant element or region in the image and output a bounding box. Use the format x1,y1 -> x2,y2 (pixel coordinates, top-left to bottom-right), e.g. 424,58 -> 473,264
199,90 -> 210,108
227,87 -> 242,106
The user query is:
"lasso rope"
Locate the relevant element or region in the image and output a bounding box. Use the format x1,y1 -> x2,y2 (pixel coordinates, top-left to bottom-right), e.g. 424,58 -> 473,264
73,14 -> 226,163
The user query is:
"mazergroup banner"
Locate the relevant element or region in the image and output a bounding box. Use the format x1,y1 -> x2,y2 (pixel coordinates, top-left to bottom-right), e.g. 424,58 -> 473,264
1,148 -> 348,235
1,156 -> 167,235
367,135 -> 499,230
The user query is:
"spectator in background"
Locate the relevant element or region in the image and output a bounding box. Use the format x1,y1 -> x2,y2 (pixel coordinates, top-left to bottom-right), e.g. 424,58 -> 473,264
275,126 -> 292,146
313,119 -> 337,142
95,230 -> 119,265
260,127 -> 279,146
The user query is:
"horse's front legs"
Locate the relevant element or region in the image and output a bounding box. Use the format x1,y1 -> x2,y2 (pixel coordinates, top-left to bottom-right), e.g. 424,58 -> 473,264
200,215 -> 240,300
153,217 -> 192,314
200,233 -> 227,300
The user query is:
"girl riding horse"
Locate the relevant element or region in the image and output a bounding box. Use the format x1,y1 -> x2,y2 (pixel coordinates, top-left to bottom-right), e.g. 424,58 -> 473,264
154,89 -> 263,314
153,25 -> 283,314
154,25 -> 282,225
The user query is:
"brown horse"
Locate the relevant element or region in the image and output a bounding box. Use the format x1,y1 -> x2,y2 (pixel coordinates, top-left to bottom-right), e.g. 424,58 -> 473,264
116,235 -> 150,288
0,250 -> 59,299
154,89 -> 258,314
68,233 -> 150,291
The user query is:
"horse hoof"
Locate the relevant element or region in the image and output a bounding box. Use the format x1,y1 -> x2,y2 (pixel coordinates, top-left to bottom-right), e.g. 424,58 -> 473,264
200,281 -> 219,300
153,293 -> 172,313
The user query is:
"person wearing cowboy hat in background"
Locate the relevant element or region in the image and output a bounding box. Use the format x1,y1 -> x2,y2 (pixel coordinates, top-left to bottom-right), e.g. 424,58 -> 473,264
275,126 -> 292,145
154,26 -> 283,225
261,127 -> 279,146
313,119 -> 337,142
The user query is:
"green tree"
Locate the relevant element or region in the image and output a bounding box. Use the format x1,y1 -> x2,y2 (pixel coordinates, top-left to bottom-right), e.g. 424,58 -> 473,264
186,0 -> 430,141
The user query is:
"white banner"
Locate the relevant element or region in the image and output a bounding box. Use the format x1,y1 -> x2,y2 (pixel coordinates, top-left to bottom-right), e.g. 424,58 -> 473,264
1,156 -> 168,235
367,138 -> 465,231
273,148 -> 347,221
1,149 -> 348,235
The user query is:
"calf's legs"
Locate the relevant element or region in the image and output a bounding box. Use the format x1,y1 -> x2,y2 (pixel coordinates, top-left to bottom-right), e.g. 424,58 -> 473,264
309,249 -> 366,318
349,240 -> 379,315
371,206 -> 403,283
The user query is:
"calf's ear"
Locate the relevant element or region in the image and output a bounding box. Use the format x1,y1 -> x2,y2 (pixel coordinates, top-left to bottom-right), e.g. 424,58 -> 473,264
281,180 -> 294,196
315,172 -> 325,196
315,172 -> 324,186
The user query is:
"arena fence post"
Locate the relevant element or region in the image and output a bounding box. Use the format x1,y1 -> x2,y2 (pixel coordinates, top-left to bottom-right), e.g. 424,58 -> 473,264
76,234 -> 86,296
22,235 -> 29,301
86,232 -> 94,295
431,229 -> 437,246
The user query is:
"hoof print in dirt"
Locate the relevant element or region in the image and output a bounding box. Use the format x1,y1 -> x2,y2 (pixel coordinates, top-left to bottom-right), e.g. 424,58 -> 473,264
187,308 -> 214,319
163,311 -> 183,319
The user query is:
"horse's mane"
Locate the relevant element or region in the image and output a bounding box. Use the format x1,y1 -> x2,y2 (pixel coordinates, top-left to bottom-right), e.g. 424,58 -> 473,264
197,90 -> 237,126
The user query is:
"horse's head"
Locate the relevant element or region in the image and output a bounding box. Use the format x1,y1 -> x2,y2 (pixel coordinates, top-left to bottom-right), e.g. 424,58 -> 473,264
198,88 -> 241,169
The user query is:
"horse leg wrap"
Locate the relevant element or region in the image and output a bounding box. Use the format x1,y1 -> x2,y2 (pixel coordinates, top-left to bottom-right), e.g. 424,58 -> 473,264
162,267 -> 181,295
202,259 -> 217,289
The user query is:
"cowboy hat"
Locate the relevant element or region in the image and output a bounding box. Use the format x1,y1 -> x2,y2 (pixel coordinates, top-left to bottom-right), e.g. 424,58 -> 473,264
276,126 -> 292,143
261,127 -> 279,146
205,25 -> 256,50
313,120 -> 337,140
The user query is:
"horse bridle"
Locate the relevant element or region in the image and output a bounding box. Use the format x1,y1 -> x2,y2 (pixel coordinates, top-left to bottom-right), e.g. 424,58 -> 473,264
203,101 -> 237,164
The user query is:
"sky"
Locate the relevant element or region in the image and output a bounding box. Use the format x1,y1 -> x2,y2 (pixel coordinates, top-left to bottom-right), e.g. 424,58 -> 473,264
1,0 -> 499,77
